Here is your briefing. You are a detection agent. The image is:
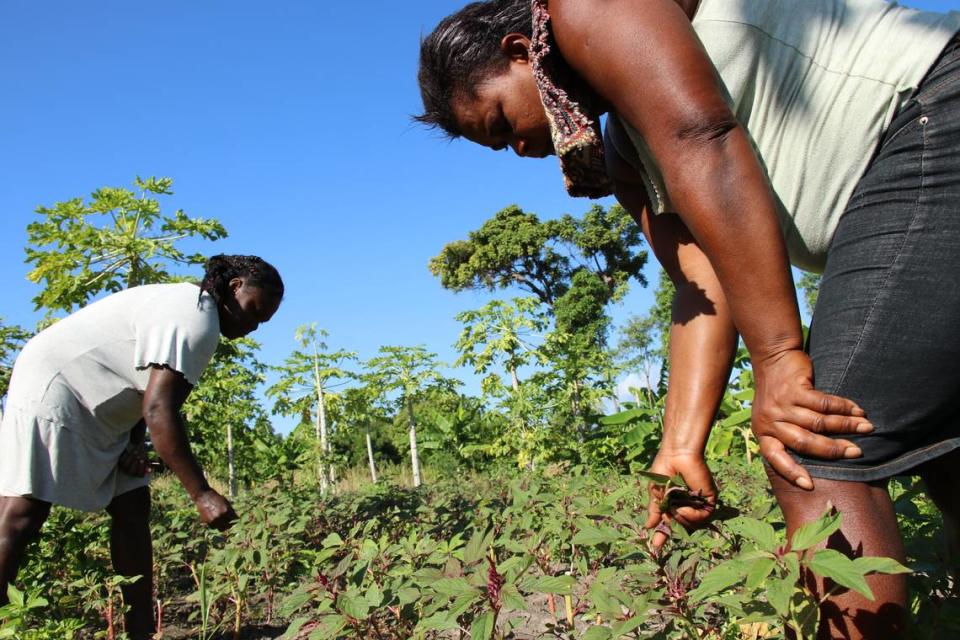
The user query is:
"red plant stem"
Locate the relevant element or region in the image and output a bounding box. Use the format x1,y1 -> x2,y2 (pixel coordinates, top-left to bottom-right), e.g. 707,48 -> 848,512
106,596 -> 115,640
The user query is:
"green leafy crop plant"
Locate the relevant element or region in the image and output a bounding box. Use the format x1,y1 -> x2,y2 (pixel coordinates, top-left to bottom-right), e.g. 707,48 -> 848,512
2,464 -> 955,639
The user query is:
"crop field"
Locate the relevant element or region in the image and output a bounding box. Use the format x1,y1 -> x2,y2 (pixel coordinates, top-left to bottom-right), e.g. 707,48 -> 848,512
2,456 -> 956,640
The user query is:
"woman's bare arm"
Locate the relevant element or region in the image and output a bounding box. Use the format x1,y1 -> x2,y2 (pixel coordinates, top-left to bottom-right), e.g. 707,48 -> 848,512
606,119 -> 737,460
553,0 -> 798,367
608,119 -> 732,540
142,366 -> 236,530
566,9 -> 873,488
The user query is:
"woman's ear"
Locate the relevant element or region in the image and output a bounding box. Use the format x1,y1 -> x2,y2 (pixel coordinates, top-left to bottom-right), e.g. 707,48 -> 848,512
228,276 -> 245,294
500,33 -> 532,63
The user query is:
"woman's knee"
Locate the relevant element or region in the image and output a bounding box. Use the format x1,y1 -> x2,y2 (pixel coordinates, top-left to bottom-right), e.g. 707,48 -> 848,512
766,469 -> 908,636
106,487 -> 151,524
0,497 -> 51,543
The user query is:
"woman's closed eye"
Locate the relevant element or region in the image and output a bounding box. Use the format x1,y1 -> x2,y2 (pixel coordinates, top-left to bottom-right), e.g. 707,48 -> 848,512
487,110 -> 512,149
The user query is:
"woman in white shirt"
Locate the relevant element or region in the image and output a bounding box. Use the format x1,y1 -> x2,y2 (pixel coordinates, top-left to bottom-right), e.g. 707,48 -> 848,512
0,254 -> 283,639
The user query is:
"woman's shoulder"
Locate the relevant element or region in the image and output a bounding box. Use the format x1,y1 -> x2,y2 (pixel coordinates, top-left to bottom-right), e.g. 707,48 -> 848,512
549,0 -> 696,35
129,282 -> 204,306
130,283 -> 217,330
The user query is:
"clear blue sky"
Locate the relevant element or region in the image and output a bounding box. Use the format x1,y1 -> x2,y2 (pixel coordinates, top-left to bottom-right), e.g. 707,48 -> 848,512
1,0 -> 954,433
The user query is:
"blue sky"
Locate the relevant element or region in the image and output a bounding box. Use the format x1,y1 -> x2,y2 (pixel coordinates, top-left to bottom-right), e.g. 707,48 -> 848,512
1,0 -> 955,433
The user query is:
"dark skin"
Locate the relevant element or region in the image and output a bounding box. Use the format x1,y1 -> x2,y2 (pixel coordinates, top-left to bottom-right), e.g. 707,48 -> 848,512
449,0 -> 960,635
0,277 -> 280,639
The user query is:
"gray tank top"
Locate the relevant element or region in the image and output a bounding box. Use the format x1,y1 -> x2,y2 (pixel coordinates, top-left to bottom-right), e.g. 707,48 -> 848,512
613,0 -> 960,272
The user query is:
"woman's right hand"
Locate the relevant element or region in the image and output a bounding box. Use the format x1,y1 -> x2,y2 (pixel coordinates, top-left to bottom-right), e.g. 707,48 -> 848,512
645,449 -> 718,549
752,349 -> 871,490
193,489 -> 238,531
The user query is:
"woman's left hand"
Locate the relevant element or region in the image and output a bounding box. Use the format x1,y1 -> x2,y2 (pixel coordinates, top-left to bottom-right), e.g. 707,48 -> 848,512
118,441 -> 150,478
645,449 -> 718,549
752,349 -> 872,490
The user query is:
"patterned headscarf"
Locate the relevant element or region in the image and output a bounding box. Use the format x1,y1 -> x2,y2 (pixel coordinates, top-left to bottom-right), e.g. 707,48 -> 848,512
530,0 -> 613,198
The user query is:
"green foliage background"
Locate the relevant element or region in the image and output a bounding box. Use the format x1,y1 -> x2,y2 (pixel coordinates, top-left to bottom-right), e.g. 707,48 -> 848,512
0,180 -> 954,639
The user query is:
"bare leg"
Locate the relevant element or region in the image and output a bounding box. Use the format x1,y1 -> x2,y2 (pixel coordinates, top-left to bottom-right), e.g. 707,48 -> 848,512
767,469 -> 908,640
106,487 -> 154,640
0,495 -> 51,602
917,448 -> 960,570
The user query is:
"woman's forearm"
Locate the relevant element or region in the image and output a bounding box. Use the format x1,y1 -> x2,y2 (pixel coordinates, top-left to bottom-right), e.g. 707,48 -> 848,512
661,277 -> 739,454
660,128 -> 803,364
144,406 -> 209,499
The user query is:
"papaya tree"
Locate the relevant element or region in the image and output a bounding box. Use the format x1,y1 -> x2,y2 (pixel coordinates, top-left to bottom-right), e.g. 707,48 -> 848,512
366,346 -> 455,488
0,320 -> 31,422
25,176 -> 226,314
267,324 -> 356,494
454,297 -> 548,392
340,384 -> 389,484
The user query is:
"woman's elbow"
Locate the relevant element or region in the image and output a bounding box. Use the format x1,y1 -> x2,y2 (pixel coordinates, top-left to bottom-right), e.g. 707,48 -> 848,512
142,399 -> 176,428
674,113 -> 739,146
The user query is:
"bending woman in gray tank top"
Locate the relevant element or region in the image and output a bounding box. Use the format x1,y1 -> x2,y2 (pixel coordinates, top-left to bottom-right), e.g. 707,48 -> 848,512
416,0 -> 960,636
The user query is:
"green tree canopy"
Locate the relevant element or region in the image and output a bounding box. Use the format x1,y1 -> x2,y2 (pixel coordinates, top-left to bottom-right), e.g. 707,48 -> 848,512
25,176 -> 226,313
797,272 -> 821,315
454,297 -> 548,393
0,319 -> 31,402
428,204 -> 647,307
551,204 -> 647,302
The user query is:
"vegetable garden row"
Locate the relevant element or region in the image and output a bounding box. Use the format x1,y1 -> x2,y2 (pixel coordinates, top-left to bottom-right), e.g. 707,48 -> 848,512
2,456 -> 956,640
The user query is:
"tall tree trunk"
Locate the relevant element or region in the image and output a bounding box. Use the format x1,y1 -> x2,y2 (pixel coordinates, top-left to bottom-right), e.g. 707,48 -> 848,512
226,423 -> 237,498
510,366 -> 520,393
406,396 -> 422,488
365,427 -> 378,483
605,369 -> 620,413
314,364 -> 330,494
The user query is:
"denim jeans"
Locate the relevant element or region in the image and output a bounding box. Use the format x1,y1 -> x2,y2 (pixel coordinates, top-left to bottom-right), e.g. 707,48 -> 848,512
799,35 -> 960,481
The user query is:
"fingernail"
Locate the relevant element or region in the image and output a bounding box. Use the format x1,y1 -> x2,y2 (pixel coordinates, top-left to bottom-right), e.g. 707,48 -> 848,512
852,407 -> 866,417
843,446 -> 863,459
796,477 -> 813,490
856,422 -> 874,434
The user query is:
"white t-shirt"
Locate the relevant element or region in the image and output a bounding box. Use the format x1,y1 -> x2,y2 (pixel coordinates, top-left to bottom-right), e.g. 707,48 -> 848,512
6,282 -> 220,437
0,283 -> 220,510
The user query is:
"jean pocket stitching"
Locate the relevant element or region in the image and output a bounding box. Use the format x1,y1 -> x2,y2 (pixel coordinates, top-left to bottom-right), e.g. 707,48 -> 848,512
917,71 -> 960,104
880,117 -> 921,149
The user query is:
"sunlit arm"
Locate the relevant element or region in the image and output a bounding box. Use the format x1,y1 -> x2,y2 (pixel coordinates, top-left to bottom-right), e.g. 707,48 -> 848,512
554,0 -> 799,360
142,366 -> 210,500
606,119 -> 737,457
556,0 -> 871,490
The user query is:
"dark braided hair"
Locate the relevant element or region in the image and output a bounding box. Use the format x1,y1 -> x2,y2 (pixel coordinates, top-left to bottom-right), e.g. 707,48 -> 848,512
199,255 -> 284,306
416,0 -> 532,138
